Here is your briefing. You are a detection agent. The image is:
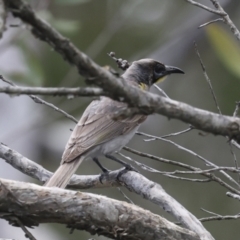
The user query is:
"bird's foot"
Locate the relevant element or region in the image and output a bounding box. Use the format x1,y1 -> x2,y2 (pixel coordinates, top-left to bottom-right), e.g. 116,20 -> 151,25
116,165 -> 139,181
99,169 -> 110,184
123,163 -> 139,173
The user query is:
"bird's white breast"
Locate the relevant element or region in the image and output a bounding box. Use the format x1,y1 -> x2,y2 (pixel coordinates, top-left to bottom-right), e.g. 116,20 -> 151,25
83,126 -> 139,160
100,126 -> 139,155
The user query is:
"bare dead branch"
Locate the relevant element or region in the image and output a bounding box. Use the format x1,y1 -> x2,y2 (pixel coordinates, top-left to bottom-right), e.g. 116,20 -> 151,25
185,0 -> 240,41
0,143 -> 120,189
0,76 -> 77,123
164,175 -> 211,182
138,131 -> 240,187
233,102 -> 240,118
0,143 -> 214,239
8,217 -> 37,240
198,18 -> 223,28
117,173 -> 213,239
200,207 -> 240,222
0,85 -> 104,97
3,0 -> 240,145
0,179 -> 201,240
162,167 -> 240,175
118,152 -> 210,183
184,0 -> 226,16
108,52 -> 131,70
209,0 -> 240,41
194,42 -> 221,114
226,192 -> 240,201
194,43 -> 240,180
200,214 -> 240,222
123,146 -> 240,194
138,128 -> 193,139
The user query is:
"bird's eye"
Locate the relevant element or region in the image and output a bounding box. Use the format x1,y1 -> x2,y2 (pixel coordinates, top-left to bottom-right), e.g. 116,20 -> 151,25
154,63 -> 165,74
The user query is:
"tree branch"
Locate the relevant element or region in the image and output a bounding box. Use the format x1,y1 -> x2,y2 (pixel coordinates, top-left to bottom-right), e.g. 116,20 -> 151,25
0,143 -> 118,189
184,0 -> 226,16
185,0 -> 240,41
3,0 -> 240,145
0,143 -> 214,239
209,0 -> 240,41
0,179 -> 201,240
0,75 -> 79,123
0,85 -> 104,96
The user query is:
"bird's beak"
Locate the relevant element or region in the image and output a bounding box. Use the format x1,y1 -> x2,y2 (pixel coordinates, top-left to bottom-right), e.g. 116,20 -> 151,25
164,65 -> 184,75
154,65 -> 184,84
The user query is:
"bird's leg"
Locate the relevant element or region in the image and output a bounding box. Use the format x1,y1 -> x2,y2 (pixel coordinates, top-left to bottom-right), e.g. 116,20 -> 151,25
93,157 -> 111,184
105,154 -> 138,172
93,157 -> 109,173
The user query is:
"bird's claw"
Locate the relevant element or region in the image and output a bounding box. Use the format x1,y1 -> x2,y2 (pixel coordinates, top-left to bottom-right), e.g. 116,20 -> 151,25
99,170 -> 110,184
124,163 -> 139,173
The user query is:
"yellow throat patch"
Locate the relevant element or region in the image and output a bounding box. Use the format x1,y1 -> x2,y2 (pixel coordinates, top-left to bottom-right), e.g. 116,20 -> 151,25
139,82 -> 149,90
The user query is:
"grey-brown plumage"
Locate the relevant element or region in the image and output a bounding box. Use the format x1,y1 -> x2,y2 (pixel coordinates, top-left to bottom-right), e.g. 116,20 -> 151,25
44,59 -> 184,188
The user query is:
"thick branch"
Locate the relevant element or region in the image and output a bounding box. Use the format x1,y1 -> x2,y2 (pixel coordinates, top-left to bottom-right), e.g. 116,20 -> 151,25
120,97 -> 240,144
3,0 -> 240,144
0,179 -> 201,240
0,143 -> 118,189
0,143 -> 214,239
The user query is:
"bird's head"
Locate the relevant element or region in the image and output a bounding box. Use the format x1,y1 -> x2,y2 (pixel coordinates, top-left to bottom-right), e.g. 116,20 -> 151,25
122,59 -> 184,90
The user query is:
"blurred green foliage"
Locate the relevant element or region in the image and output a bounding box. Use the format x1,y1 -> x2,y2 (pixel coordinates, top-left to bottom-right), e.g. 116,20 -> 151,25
206,24 -> 240,79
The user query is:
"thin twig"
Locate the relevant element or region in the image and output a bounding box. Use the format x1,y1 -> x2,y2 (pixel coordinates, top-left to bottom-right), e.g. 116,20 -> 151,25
229,142 -> 239,179
226,192 -> 240,201
184,0 -> 226,16
198,18 -> 223,28
137,127 -> 192,140
0,85 -> 104,97
194,42 -> 221,114
233,101 -> 240,117
147,133 -> 240,187
123,146 -> 240,194
199,214 -> 240,222
117,187 -> 134,204
164,175 -> 210,182
11,217 -> 37,240
123,147 -> 198,171
153,84 -> 170,98
165,167 -> 240,175
209,0 -> 240,41
194,44 -> 240,180
201,208 -> 221,217
0,76 -> 78,123
108,52 -> 131,70
119,152 -> 209,182
119,152 -> 240,175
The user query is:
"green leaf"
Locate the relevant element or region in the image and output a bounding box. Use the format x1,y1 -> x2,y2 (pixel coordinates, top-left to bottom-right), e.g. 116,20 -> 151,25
206,24 -> 240,78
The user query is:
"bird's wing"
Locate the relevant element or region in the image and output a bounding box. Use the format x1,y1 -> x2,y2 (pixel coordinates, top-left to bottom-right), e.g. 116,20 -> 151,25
61,97 -> 146,163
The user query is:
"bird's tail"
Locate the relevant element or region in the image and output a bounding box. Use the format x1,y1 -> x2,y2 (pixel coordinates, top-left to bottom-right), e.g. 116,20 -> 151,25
44,157 -> 84,188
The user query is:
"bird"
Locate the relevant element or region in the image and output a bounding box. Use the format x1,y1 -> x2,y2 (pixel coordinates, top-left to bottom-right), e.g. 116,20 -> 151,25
44,59 -> 184,188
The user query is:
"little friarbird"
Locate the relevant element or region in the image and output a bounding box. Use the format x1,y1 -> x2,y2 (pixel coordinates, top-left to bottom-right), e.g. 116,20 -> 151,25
44,59 -> 184,188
